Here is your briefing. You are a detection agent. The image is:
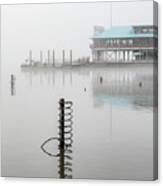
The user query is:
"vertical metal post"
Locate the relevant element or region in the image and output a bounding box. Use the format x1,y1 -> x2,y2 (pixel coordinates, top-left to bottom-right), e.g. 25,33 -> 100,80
58,98 -> 65,178
59,98 -> 65,149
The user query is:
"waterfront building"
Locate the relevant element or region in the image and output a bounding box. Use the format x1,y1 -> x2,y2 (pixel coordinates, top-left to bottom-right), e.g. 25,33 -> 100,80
90,25 -> 158,63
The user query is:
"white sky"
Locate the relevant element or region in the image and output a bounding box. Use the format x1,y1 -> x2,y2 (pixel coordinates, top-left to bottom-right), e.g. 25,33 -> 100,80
1,0 -> 154,66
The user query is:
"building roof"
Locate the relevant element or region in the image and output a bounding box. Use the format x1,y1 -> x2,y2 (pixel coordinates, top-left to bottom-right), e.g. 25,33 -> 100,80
92,26 -> 156,39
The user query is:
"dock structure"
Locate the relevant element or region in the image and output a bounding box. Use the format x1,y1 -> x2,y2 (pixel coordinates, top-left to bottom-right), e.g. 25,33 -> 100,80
22,49 -> 76,68
90,25 -> 158,63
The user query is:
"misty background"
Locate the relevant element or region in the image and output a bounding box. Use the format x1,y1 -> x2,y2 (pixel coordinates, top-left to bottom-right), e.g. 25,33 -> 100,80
1,0 -> 153,73
1,1 -> 155,179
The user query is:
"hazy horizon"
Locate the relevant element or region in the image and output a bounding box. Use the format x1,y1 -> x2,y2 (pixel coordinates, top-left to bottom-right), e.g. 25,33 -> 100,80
1,0 -> 154,73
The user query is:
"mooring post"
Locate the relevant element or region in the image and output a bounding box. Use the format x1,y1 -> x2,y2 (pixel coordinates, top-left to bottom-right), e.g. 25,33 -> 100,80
10,74 -> 15,96
48,50 -> 50,65
62,50 -> 65,66
40,50 -> 43,64
70,49 -> 72,65
29,50 -> 32,66
52,49 -> 55,66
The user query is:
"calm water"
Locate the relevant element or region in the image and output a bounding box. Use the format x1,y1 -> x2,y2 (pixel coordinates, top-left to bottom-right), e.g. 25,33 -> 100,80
1,64 -> 154,180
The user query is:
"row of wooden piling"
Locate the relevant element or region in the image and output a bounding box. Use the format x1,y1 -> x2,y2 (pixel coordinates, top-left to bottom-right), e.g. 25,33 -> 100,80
29,50 -> 73,66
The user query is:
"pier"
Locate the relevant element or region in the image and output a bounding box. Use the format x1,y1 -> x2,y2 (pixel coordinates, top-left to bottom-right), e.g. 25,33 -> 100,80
21,25 -> 158,69
21,49 -> 90,68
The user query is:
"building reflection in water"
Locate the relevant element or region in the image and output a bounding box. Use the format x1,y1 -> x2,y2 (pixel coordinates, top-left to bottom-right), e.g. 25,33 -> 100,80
41,98 -> 73,179
92,66 -> 154,110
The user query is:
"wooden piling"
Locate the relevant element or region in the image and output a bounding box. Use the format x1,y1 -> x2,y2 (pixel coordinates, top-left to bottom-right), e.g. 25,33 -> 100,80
48,50 -> 50,65
40,51 -> 43,64
62,50 -> 65,65
52,49 -> 55,66
29,50 -> 32,66
70,50 -> 72,65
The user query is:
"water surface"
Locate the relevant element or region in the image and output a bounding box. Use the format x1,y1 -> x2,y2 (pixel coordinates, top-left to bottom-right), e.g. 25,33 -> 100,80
1,64 -> 154,180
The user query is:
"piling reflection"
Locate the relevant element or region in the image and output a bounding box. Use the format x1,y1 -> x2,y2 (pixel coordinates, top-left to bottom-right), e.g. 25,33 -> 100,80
21,65 -> 153,110
41,98 -> 73,179
21,68 -> 90,87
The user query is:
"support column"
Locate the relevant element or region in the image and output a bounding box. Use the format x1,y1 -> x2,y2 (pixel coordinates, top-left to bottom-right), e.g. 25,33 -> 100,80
115,51 -> 117,62
132,50 -> 135,62
127,50 -> 129,62
146,49 -> 148,60
140,50 -> 142,61
131,51 -> 133,62
137,51 -> 139,61
115,50 -> 118,63
118,51 -> 120,62
123,51 -> 125,62
92,51 -> 95,62
128,51 -> 131,62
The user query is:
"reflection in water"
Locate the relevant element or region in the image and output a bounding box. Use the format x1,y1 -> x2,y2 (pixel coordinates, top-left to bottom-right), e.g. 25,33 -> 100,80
91,67 -> 153,109
21,65 -> 153,110
21,67 -> 90,87
2,64 -> 155,179
41,98 -> 73,179
10,74 -> 16,96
